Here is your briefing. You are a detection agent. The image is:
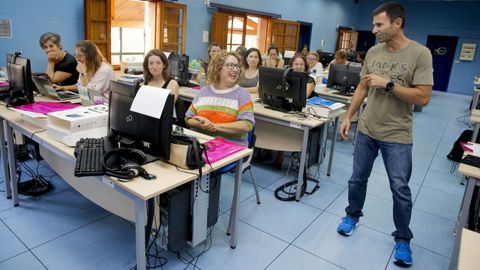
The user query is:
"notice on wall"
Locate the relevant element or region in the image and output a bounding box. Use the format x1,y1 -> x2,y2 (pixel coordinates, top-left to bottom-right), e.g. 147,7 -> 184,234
0,19 -> 12,39
460,43 -> 476,61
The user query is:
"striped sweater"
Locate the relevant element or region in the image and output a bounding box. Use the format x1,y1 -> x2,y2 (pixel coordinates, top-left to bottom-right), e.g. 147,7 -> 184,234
185,84 -> 254,146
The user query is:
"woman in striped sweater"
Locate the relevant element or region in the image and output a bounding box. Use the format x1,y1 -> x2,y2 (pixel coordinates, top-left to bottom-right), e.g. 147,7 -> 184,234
185,51 -> 254,146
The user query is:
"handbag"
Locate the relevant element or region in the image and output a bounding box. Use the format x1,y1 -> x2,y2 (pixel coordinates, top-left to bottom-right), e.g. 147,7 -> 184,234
169,133 -> 206,176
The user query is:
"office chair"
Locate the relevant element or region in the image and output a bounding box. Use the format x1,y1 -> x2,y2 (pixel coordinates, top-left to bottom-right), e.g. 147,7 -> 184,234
173,99 -> 187,128
215,130 -> 261,204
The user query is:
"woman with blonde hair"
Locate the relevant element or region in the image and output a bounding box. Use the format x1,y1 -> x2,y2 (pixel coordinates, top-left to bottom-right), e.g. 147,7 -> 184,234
263,45 -> 284,68
186,51 -> 254,146
195,42 -> 222,85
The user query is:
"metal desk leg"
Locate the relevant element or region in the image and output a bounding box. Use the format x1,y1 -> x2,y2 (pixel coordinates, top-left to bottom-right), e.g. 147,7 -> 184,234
134,198 -> 147,270
228,159 -> 243,248
327,117 -> 339,176
5,123 -> 18,206
295,127 -> 310,201
449,176 -> 476,270
0,120 -> 12,199
473,123 -> 479,143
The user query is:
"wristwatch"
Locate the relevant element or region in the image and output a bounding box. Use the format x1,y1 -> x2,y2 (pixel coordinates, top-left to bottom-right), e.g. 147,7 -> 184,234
79,72 -> 87,77
385,81 -> 395,93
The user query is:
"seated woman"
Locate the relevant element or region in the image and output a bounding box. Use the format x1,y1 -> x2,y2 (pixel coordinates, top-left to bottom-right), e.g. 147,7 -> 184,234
186,51 -> 254,147
289,54 -> 316,98
235,46 -> 247,58
301,44 -> 309,57
195,42 -> 222,85
143,49 -> 179,102
239,48 -> 262,94
329,50 -> 349,66
306,52 -> 324,78
39,32 -> 79,87
263,45 -> 284,68
54,40 -> 115,103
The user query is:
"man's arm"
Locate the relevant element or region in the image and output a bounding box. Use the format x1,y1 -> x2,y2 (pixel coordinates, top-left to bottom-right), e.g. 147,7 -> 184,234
339,78 -> 369,140
363,74 -> 432,106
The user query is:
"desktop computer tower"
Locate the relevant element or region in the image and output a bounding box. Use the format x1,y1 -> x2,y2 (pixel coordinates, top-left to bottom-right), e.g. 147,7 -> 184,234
207,173 -> 222,228
158,182 -> 191,252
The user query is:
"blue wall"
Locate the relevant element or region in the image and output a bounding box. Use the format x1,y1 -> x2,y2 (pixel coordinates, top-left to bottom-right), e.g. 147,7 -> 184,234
178,0 -> 359,60
0,0 -> 84,73
357,0 -> 480,95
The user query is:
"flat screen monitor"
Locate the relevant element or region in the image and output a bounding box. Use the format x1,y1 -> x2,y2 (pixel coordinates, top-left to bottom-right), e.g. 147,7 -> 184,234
168,53 -> 190,86
327,63 -> 362,95
108,80 -> 174,162
6,53 -> 35,105
316,51 -> 335,67
258,66 -> 307,112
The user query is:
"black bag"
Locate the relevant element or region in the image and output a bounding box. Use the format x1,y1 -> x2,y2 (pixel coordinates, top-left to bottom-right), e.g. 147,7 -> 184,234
169,133 -> 206,173
447,129 -> 473,162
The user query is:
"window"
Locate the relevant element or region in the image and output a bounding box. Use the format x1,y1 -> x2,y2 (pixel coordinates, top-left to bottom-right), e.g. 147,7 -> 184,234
111,27 -> 145,65
156,2 -> 186,53
336,30 -> 358,52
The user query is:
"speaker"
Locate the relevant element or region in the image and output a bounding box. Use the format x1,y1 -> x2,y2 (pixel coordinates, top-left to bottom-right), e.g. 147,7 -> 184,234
102,148 -> 155,181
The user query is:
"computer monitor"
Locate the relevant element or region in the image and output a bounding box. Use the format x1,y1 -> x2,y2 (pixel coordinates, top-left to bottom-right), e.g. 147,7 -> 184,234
346,52 -> 358,62
316,51 -> 335,67
327,63 -> 362,95
258,66 -> 307,112
168,52 -> 190,86
6,53 -> 35,105
108,80 -> 174,162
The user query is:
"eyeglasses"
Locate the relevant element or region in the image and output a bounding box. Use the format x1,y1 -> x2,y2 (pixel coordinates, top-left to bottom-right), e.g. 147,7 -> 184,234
224,62 -> 241,71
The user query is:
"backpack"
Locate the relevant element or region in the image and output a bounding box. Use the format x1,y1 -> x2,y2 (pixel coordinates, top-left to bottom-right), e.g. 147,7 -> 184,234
447,129 -> 473,162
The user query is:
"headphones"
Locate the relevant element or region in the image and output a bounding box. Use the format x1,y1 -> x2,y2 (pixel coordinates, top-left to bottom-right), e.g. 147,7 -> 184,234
102,148 -> 156,181
281,67 -> 293,92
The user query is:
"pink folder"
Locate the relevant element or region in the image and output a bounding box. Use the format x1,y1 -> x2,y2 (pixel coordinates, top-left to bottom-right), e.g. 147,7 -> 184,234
14,101 -> 80,115
203,137 -> 246,164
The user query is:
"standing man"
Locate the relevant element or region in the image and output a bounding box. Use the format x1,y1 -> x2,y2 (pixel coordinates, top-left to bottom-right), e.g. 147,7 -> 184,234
336,2 -> 433,267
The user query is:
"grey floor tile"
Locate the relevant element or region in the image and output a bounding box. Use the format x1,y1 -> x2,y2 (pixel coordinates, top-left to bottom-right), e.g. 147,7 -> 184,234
218,173 -> 262,213
266,245 -> 344,270
422,169 -> 465,197
0,220 -> 27,262
0,251 -> 46,270
409,210 -> 456,257
237,189 -> 323,242
386,243 -> 449,270
0,189 -> 110,248
300,180 -> 346,210
243,163 -> 285,188
32,215 -> 135,270
414,187 -> 462,221
187,214 -> 289,270
293,211 -> 394,270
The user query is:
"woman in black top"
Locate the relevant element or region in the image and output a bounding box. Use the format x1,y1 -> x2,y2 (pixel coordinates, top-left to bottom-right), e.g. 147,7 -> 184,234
289,54 -> 316,98
143,49 -> 179,102
39,32 -> 79,87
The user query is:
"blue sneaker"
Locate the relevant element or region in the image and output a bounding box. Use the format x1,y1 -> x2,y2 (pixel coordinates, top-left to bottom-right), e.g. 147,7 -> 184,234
337,216 -> 358,236
393,242 -> 413,267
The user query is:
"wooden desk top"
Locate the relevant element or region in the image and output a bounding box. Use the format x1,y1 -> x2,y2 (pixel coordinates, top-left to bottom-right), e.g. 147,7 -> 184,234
0,100 -> 252,201
458,228 -> 480,270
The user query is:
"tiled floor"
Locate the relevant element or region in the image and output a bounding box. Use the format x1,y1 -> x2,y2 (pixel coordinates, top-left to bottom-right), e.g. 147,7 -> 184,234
0,91 -> 471,269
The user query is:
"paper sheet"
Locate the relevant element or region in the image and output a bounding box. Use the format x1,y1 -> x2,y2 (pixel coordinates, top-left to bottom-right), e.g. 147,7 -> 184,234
461,142 -> 480,156
130,85 -> 171,119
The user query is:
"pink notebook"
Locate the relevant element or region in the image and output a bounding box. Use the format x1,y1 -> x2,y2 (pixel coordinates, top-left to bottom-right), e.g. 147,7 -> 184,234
14,101 -> 80,115
203,137 -> 246,164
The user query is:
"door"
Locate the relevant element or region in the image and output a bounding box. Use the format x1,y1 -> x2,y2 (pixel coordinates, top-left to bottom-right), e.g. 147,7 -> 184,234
156,2 -> 187,53
84,0 -> 111,63
268,19 -> 300,54
426,35 -> 458,92
297,21 -> 312,52
356,30 -> 376,52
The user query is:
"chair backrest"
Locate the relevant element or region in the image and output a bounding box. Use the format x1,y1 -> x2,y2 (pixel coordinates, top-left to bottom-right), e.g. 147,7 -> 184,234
247,129 -> 256,149
173,98 -> 187,128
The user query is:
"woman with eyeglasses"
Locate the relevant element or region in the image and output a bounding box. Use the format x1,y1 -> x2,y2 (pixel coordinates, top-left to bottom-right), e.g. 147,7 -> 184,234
185,51 -> 254,146
39,32 -> 79,87
54,40 -> 115,103
239,48 -> 262,94
263,45 -> 284,69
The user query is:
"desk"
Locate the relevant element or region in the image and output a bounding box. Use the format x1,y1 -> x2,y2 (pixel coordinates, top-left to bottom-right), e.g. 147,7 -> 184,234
457,228 -> 480,270
314,86 -> 366,146
449,159 -> 480,270
0,102 -> 251,270
179,87 -> 344,201
470,109 -> 480,141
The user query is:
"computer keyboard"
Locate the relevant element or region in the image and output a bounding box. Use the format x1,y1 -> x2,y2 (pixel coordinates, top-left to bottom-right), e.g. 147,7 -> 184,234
74,138 -> 105,177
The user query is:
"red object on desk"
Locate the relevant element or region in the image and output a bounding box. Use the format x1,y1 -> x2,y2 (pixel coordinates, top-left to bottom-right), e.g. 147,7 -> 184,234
203,137 -> 246,164
14,101 -> 80,115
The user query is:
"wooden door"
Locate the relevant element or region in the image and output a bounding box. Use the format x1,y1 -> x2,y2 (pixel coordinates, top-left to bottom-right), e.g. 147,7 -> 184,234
268,19 -> 300,54
156,2 -> 186,53
210,11 -> 229,49
84,0 -> 112,62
